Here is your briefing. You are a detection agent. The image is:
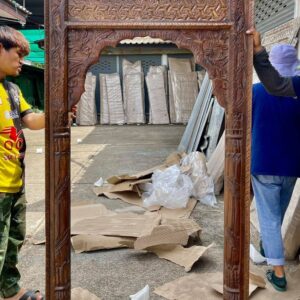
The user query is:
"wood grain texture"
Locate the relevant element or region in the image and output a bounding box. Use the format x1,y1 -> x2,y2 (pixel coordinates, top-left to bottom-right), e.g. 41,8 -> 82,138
46,0 -> 254,299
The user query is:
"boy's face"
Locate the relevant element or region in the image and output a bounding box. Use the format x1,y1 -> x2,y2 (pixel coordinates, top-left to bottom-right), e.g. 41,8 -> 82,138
0,45 -> 23,77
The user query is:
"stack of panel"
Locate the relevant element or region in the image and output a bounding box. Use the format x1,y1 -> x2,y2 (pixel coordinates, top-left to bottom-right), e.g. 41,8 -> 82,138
146,66 -> 169,124
77,72 -> 97,126
100,73 -> 125,125
122,59 -> 145,124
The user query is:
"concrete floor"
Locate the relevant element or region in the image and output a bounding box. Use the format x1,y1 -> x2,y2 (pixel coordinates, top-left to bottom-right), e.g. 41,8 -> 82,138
20,125 -> 225,299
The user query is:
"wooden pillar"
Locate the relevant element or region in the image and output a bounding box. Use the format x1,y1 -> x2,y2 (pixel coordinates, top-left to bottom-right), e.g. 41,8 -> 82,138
223,1 -> 253,299
45,0 -> 71,298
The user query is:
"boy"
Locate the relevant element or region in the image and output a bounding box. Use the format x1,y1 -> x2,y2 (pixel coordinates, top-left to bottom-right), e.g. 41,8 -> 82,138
0,26 -> 44,300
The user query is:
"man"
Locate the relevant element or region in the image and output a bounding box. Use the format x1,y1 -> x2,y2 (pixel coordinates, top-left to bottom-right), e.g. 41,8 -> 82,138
0,26 -> 44,300
247,29 -> 300,292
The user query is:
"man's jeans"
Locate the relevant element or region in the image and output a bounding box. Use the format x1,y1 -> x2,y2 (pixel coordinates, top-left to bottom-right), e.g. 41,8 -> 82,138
251,175 -> 297,266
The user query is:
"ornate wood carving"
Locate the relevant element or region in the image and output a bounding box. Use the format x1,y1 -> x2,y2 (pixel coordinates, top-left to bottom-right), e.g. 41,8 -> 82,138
68,0 -> 228,22
68,29 -> 229,109
46,0 -> 254,299
45,0 -> 71,299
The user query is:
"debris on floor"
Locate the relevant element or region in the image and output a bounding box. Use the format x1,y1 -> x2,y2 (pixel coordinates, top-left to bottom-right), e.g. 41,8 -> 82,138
129,285 -> 150,300
67,151 -> 219,274
71,287 -> 101,300
153,271 -> 266,299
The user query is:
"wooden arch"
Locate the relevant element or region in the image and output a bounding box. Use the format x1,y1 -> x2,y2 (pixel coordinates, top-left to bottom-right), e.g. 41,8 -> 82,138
45,1 -> 254,299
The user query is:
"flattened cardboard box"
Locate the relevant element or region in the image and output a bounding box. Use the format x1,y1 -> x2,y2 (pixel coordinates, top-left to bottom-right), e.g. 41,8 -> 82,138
148,244 -> 213,272
133,218 -> 201,250
154,271 -> 266,300
71,287 -> 101,300
71,213 -> 161,238
71,234 -> 133,253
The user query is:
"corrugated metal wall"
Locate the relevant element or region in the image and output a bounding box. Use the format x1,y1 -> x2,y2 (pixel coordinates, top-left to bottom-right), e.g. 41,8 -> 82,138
89,52 -> 196,116
255,0 -> 295,33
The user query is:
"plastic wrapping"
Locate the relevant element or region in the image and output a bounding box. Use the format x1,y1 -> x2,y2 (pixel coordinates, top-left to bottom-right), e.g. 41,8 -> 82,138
129,285 -> 150,300
181,152 -> 217,207
146,71 -> 169,124
122,59 -> 145,124
170,72 -> 199,124
168,57 -> 194,73
99,74 -> 109,124
105,74 -> 125,125
143,165 -> 193,209
77,72 -> 97,125
123,73 -> 145,124
99,74 -> 125,125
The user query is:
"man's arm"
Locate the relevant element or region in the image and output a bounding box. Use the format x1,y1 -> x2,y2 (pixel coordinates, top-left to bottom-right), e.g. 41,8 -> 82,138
22,112 -> 45,130
247,29 -> 296,97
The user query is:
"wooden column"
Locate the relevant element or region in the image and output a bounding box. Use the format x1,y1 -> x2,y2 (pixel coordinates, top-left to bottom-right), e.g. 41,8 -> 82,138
45,0 -> 71,298
223,1 -> 253,299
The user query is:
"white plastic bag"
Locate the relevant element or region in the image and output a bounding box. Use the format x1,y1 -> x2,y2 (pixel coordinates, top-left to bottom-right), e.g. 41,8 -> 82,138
129,285 -> 150,300
143,165 -> 193,209
181,152 -> 217,206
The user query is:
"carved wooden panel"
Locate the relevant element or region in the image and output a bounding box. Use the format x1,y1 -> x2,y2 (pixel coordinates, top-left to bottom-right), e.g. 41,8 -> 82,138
68,0 -> 229,23
46,0 -> 254,299
68,29 -> 229,110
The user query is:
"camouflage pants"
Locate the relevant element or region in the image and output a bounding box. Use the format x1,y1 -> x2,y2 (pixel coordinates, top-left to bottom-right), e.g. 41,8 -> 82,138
0,192 -> 26,298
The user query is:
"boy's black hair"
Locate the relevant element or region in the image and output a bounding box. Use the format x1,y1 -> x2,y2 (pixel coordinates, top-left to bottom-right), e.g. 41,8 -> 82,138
0,25 -> 30,56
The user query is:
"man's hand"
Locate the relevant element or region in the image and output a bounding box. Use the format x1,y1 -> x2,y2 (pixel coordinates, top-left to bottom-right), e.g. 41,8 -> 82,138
68,105 -> 77,127
246,28 -> 264,54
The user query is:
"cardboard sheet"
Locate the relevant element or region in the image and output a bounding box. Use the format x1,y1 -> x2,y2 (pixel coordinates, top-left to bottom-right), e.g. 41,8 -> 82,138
154,271 -> 266,300
102,191 -> 144,207
154,273 -> 221,300
159,198 -> 197,219
93,178 -> 151,195
106,164 -> 165,185
134,217 -> 201,250
71,213 -> 161,238
71,287 -> 101,300
71,203 -> 116,228
211,272 -> 265,297
134,225 -> 189,250
149,244 -> 212,272
160,218 -> 201,236
71,234 -> 133,253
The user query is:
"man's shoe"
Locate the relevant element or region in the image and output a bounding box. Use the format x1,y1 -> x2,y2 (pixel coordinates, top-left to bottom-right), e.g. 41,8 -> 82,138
266,270 -> 287,292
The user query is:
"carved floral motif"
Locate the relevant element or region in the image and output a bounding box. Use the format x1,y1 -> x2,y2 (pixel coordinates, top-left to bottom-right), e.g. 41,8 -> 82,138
47,0 -> 254,299
68,0 -> 228,22
68,29 -> 229,108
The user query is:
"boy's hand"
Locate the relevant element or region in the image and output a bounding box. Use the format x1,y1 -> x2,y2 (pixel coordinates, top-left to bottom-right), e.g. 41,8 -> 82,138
246,28 -> 264,54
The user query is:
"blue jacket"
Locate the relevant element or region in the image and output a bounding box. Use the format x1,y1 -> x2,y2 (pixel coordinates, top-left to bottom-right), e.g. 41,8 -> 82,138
251,77 -> 300,177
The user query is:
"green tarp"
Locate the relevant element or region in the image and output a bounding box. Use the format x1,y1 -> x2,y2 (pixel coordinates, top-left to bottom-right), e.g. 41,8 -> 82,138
20,29 -> 44,64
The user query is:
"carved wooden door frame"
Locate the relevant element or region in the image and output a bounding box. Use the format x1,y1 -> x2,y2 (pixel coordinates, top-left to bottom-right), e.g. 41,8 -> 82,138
45,1 -> 254,299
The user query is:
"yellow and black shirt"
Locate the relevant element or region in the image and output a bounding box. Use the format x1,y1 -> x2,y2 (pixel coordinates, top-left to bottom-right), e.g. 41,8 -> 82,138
0,81 -> 32,193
